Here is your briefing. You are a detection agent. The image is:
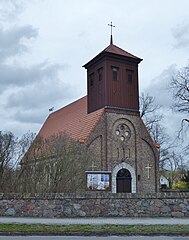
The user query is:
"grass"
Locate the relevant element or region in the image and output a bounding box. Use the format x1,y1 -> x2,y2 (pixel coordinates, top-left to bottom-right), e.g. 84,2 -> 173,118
0,224 -> 189,234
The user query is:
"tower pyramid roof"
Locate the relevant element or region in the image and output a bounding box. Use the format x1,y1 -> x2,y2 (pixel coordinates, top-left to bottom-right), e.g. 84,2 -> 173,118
83,44 -> 142,68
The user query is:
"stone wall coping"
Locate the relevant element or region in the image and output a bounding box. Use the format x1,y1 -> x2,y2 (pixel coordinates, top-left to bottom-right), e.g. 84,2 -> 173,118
1,191 -> 189,200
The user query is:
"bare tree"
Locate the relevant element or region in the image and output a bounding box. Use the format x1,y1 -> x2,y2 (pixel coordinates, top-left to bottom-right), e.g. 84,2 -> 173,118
164,151 -> 188,187
18,131 -> 36,160
171,64 -> 189,150
20,133 -> 91,193
0,130 -> 36,192
140,93 -> 173,170
140,93 -> 163,137
140,93 -> 161,118
0,131 -> 17,192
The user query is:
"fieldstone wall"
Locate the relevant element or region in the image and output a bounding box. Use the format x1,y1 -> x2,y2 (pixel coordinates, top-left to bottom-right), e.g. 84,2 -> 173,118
1,192 -> 189,218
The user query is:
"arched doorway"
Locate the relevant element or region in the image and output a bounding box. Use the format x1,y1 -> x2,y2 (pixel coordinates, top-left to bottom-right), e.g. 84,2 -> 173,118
116,168 -> 132,193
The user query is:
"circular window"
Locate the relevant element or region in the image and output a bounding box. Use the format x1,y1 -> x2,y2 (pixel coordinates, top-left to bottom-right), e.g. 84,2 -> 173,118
115,124 -> 131,142
116,130 -> 120,135
120,125 -> 125,130
120,136 -> 125,141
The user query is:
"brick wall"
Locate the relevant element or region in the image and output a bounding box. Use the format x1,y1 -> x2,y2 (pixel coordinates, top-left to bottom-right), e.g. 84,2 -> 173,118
86,110 -> 159,193
1,192 -> 189,218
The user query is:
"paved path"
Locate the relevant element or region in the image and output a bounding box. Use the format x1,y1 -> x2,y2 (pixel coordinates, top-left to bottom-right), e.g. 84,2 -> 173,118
1,217 -> 189,225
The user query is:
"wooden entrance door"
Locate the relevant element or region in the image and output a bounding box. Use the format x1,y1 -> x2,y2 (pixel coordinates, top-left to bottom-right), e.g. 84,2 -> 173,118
116,168 -> 132,193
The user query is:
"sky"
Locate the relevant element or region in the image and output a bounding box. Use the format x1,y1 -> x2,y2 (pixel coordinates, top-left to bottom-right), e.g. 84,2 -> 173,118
0,0 -> 189,140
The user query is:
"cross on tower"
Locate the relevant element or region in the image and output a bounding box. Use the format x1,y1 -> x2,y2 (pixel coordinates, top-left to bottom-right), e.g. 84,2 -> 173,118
108,21 -> 115,45
108,21 -> 115,35
145,163 -> 152,179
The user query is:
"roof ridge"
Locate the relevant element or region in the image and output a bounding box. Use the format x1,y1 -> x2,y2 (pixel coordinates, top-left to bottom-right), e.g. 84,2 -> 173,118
49,96 -> 87,116
103,44 -> 141,59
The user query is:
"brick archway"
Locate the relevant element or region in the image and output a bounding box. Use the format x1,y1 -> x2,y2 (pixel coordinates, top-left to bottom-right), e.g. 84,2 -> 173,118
112,163 -> 136,193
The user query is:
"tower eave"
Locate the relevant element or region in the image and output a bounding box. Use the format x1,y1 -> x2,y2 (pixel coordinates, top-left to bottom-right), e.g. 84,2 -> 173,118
83,51 -> 142,69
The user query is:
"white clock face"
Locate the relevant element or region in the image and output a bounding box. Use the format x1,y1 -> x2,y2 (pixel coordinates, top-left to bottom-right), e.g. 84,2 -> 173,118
115,124 -> 131,142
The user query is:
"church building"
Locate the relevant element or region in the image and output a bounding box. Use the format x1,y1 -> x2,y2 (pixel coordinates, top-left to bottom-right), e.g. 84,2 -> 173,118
26,33 -> 160,193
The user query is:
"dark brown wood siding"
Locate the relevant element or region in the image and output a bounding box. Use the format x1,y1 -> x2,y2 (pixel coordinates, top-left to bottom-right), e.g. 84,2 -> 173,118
106,57 -> 139,110
87,60 -> 106,113
86,54 -> 140,113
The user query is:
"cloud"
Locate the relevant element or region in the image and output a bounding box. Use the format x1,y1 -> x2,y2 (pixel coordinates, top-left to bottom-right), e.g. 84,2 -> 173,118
172,23 -> 189,49
144,65 -> 177,107
2,61 -> 75,125
0,0 -> 24,22
5,80 -> 76,125
0,61 -> 65,93
14,109 -> 47,124
0,25 -> 38,61
0,18 -> 73,129
6,74 -> 74,110
144,65 -> 185,140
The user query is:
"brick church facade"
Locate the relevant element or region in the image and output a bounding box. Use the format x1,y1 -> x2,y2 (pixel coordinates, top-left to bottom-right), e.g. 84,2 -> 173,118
26,38 -> 160,193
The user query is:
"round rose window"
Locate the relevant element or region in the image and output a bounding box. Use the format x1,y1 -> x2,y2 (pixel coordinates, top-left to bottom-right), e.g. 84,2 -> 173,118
115,124 -> 131,142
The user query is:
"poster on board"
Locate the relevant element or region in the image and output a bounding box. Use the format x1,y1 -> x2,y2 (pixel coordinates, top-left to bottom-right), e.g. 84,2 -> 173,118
86,172 -> 111,191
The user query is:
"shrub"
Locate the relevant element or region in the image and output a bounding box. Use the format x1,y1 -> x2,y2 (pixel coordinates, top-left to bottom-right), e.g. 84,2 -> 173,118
172,181 -> 188,190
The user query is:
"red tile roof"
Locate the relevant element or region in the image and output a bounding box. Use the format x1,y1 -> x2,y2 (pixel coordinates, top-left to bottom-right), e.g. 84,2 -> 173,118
103,44 -> 142,60
38,96 -> 104,143
83,44 -> 142,68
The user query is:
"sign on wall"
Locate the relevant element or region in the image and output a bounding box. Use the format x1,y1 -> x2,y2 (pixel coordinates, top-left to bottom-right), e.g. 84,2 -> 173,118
86,172 -> 111,191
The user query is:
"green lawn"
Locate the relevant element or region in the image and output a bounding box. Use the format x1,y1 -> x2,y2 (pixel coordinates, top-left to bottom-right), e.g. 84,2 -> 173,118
0,224 -> 189,234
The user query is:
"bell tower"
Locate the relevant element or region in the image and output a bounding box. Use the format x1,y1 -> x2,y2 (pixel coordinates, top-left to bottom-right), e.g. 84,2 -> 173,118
83,30 -> 142,114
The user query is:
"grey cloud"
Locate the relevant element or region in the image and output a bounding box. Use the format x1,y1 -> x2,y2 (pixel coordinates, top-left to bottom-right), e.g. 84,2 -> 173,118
145,65 -> 177,108
0,18 -> 71,127
172,23 -> 189,49
0,0 -> 23,22
7,79 -> 76,124
0,25 -> 38,61
0,62 -> 66,93
14,109 -> 47,124
144,65 -> 183,139
6,75 -> 74,110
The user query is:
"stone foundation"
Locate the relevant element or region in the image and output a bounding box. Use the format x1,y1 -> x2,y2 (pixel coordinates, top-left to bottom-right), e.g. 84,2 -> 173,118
1,192 -> 189,218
